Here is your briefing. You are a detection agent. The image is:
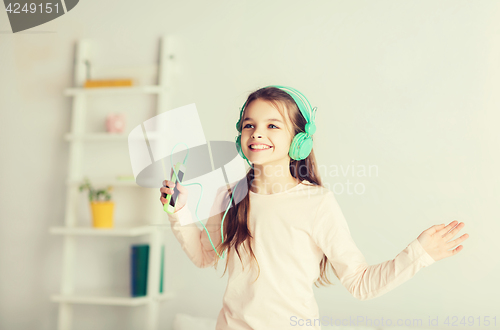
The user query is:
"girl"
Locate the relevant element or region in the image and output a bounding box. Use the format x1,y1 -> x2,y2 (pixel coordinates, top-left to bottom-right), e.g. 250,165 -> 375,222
159,86 -> 469,330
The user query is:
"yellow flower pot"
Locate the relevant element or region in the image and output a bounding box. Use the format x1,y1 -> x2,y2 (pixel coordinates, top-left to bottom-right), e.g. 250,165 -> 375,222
90,201 -> 115,228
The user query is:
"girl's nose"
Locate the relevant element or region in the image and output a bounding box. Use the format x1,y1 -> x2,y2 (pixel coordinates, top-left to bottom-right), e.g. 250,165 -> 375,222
251,129 -> 263,139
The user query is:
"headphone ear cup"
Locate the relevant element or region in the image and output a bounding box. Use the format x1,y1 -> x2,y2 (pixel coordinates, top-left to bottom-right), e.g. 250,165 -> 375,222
289,133 -> 313,161
289,134 -> 301,160
298,138 -> 313,160
235,135 -> 246,160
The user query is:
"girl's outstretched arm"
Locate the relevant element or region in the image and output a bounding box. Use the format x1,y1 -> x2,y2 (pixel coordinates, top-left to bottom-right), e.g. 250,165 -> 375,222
312,191 -> 444,301
167,186 -> 227,269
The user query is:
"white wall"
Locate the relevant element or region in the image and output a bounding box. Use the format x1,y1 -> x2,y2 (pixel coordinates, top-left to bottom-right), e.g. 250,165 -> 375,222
1,1 -> 499,329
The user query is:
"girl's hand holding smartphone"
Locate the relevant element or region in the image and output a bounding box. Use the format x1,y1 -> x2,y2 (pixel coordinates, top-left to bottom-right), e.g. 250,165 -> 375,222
160,180 -> 189,213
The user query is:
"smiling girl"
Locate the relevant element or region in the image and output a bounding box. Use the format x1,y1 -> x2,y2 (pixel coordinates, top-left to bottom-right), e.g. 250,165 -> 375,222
160,86 -> 469,330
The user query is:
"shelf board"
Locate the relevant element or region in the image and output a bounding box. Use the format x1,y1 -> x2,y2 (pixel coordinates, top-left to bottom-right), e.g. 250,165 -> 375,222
49,225 -> 169,236
64,85 -> 164,96
51,291 -> 175,306
64,132 -> 159,142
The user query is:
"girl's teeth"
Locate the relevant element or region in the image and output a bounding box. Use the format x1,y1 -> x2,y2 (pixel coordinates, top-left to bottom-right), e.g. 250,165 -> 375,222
251,145 -> 270,149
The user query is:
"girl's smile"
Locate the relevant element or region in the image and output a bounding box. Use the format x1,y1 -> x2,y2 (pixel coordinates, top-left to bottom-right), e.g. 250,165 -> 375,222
249,144 -> 273,151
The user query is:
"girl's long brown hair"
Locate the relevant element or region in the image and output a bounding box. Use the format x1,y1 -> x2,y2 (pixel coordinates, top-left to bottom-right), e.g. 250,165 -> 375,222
213,86 -> 336,288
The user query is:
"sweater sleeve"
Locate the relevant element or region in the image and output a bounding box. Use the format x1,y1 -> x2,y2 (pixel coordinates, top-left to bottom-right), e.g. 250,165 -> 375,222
167,186 -> 228,269
311,191 -> 435,301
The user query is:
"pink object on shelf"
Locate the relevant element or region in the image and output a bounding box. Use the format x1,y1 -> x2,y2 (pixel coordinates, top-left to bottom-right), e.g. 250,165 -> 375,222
106,113 -> 126,133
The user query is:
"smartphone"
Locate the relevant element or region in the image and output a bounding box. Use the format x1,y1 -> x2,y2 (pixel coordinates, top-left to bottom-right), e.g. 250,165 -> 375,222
163,162 -> 186,214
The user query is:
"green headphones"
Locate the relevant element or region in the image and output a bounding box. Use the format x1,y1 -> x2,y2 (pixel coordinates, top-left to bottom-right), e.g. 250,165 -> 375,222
235,85 -> 318,166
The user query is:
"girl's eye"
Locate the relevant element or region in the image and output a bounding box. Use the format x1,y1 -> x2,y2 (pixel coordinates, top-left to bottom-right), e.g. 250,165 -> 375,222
243,124 -> 279,129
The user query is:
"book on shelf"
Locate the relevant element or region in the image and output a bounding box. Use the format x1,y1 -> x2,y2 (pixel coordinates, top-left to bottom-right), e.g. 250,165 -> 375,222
130,244 -> 164,297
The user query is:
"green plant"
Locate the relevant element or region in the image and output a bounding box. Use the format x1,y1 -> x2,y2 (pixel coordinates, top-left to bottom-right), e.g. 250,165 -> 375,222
79,177 -> 113,202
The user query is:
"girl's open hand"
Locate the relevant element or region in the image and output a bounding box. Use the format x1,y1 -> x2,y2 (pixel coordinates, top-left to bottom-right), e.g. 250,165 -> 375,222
417,221 -> 469,262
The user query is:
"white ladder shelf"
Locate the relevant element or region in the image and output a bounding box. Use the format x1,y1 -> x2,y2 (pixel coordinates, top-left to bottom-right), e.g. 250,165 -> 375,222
51,36 -> 175,330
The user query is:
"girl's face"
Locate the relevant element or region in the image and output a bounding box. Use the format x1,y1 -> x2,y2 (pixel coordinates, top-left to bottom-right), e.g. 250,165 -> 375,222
240,98 -> 295,167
